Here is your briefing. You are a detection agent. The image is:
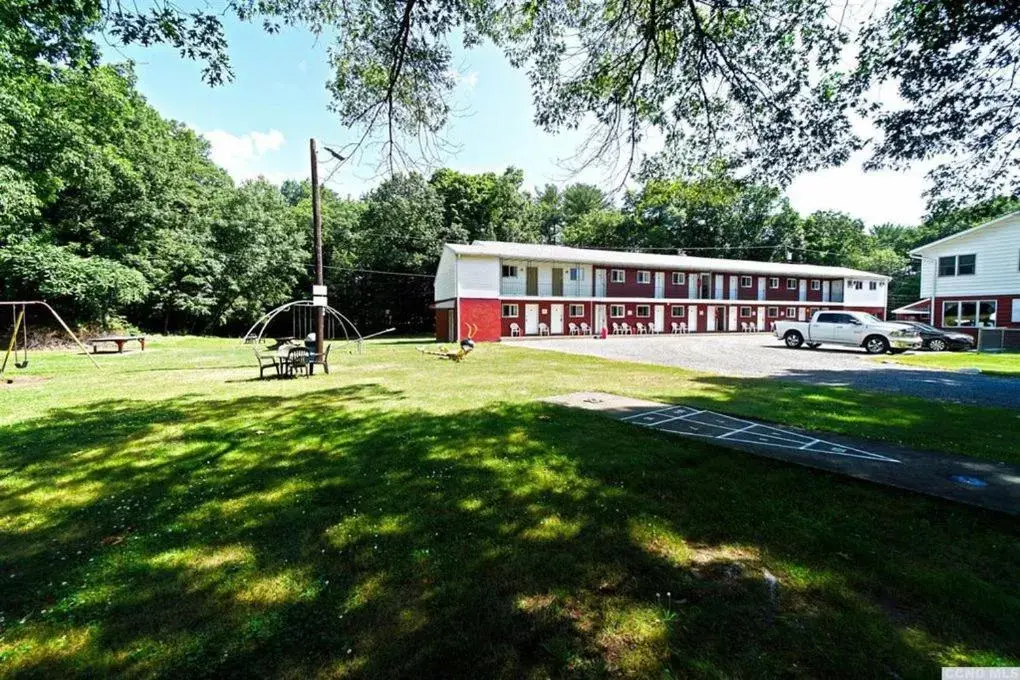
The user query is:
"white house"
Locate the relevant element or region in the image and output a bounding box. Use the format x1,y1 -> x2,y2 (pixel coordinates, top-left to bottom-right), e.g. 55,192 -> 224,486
897,211 -> 1020,330
433,241 -> 890,341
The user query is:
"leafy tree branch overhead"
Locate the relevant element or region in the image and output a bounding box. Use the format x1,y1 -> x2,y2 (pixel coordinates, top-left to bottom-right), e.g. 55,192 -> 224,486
7,0 -> 1017,202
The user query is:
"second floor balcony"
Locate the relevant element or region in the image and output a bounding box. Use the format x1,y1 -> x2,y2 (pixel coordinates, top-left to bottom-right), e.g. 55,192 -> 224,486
500,280 -> 590,297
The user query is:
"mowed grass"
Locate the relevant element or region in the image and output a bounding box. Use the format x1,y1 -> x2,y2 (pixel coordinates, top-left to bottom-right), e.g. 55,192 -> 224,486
0,336 -> 1017,678
887,350 -> 1020,377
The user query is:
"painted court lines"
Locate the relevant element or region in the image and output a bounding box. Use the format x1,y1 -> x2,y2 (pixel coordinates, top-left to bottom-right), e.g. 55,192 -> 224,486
543,392 -> 1020,516
619,405 -> 901,464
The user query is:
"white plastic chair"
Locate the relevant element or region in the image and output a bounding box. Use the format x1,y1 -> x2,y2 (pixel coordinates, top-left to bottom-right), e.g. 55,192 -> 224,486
635,322 -> 646,334
621,322 -> 632,335
749,322 -> 757,332
568,322 -> 579,335
740,322 -> 748,332
538,322 -> 549,336
680,322 -> 688,333
509,322 -> 521,337
671,322 -> 680,334
580,322 -> 591,335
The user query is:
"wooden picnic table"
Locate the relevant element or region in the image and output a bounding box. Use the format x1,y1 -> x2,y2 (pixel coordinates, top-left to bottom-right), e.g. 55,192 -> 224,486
89,335 -> 146,353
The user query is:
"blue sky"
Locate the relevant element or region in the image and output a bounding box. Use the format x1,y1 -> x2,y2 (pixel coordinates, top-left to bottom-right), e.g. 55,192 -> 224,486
108,16 -> 931,226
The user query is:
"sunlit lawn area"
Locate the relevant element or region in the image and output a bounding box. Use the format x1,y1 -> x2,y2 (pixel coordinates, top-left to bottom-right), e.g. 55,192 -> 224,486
1,337 -> 1018,677
886,350 -> 1020,377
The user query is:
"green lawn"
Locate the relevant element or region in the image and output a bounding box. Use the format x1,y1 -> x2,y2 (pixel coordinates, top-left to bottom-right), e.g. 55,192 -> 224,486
1,337 -> 1018,678
887,351 -> 1020,377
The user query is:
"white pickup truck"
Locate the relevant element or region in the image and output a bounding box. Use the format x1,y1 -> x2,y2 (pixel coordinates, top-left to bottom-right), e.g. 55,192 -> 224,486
774,310 -> 922,354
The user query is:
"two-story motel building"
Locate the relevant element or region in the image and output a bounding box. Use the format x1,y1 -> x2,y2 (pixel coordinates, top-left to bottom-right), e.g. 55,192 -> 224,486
433,241 -> 890,342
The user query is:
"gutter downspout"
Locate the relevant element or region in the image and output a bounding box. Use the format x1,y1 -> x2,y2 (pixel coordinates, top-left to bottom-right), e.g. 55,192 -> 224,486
454,252 -> 461,343
908,253 -> 935,326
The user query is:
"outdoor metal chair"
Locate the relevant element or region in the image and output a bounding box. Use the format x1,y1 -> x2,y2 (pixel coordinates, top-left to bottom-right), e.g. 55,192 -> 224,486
255,347 -> 281,379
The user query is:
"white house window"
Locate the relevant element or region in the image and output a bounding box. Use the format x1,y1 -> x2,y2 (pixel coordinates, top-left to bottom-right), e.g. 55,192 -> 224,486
568,267 -> 585,281
739,306 -> 752,317
786,278 -> 797,290
786,307 -> 797,317
610,269 -> 625,283
740,276 -> 752,288
636,304 -> 651,317
672,272 -> 686,285
849,280 -> 864,290
943,300 -> 997,327
501,304 -> 519,317
671,305 -> 685,317
610,304 -> 626,318
501,265 -> 518,278
767,307 -> 779,317
636,270 -> 651,284
568,304 -> 585,317
938,254 -> 977,277
769,277 -> 779,289
869,281 -> 878,291
810,280 -> 821,291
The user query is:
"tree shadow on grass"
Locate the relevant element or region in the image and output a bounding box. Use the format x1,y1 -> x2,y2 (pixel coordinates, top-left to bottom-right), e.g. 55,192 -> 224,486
1,385 -> 1018,678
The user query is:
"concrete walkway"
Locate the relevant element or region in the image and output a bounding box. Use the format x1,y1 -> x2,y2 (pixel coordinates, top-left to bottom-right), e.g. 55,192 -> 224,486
544,391 -> 1020,515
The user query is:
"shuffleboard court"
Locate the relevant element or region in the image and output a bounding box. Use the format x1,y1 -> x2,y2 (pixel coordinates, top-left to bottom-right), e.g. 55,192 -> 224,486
543,392 -> 1020,516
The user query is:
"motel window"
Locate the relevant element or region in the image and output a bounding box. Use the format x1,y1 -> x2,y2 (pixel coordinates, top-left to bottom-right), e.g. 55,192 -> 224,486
569,304 -> 585,317
786,278 -> 797,290
636,270 -> 651,284
767,307 -> 779,318
769,277 -> 779,289
501,265 -> 518,278
568,267 -> 585,281
849,280 -> 863,290
610,269 -> 625,283
739,306 -> 752,317
610,304 -> 625,318
672,272 -> 686,285
740,276 -> 752,288
636,305 -> 651,317
671,305 -> 685,317
957,254 -> 976,276
810,280 -> 820,291
943,300 -> 997,328
786,307 -> 797,317
502,304 -> 519,318
869,281 -> 878,291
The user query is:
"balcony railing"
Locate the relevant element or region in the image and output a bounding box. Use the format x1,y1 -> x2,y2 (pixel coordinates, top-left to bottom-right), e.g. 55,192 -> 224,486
500,281 -> 589,297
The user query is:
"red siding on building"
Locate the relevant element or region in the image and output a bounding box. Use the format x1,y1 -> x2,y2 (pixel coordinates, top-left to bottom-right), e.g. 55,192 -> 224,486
499,299 -> 594,336
434,309 -> 453,342
933,295 -> 1019,329
459,298 -> 502,342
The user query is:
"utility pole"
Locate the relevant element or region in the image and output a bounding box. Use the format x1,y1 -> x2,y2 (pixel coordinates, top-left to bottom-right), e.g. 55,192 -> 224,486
310,138 -> 325,357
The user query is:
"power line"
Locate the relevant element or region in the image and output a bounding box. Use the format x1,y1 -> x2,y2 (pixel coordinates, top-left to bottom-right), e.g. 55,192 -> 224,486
316,265 -> 436,279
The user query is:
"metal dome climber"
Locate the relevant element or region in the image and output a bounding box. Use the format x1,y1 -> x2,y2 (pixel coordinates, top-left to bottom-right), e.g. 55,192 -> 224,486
242,300 -> 365,352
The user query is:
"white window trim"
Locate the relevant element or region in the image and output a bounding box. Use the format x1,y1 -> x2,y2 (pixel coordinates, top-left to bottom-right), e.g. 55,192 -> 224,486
786,278 -> 797,290
767,306 -> 779,317
786,307 -> 797,317
942,299 -> 997,328
939,254 -> 977,277
635,305 -> 651,317
568,267 -> 585,282
670,305 -> 685,317
672,272 -> 686,285
501,265 -> 518,278
636,270 -> 651,284
739,306 -> 752,317
568,304 -> 585,317
502,304 -> 519,318
769,277 -> 779,289
610,304 -> 625,318
740,276 -> 752,288
810,279 -> 821,290
610,269 -> 625,283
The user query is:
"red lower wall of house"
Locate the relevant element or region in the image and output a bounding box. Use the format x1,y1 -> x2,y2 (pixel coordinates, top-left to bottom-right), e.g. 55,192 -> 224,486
459,298 -> 502,341
933,295 -> 1018,329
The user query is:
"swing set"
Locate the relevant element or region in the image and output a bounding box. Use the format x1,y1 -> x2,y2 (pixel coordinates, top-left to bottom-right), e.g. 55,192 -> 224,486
0,301 -> 99,381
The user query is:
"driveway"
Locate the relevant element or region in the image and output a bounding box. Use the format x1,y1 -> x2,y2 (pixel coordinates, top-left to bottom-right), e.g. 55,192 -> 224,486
518,334 -> 1020,410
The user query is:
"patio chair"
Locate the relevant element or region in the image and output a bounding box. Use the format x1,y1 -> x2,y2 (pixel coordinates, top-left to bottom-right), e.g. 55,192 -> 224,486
509,322 -> 521,337
580,322 -> 591,335
621,322 -> 632,335
568,322 -> 579,335
309,343 -> 332,375
740,322 -> 748,332
749,322 -> 757,332
286,346 -> 310,377
635,322 -> 646,334
255,347 -> 281,379
680,322 -> 688,333
611,322 -> 621,335
671,322 -> 680,334
538,322 -> 550,336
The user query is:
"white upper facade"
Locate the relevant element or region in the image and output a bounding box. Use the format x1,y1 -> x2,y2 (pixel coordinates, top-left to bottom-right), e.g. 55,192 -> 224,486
436,241 -> 889,306
911,211 -> 1020,297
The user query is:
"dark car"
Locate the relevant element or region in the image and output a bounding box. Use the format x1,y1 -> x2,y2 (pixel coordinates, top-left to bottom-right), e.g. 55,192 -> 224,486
896,322 -> 975,352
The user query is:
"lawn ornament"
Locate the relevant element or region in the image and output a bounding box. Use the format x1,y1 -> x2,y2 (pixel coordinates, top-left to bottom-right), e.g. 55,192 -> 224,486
418,324 -> 477,362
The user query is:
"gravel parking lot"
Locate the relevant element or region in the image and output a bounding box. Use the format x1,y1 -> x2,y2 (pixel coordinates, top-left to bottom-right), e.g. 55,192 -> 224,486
520,334 -> 1020,410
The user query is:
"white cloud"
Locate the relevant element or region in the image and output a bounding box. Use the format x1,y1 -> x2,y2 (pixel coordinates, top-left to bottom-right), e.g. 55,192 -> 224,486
201,128 -> 287,181
447,69 -> 479,89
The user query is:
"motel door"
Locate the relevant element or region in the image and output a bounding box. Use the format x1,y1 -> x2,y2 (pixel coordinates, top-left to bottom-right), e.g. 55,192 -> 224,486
654,272 -> 665,298
525,304 -> 539,335
594,269 -> 607,297
594,305 -> 607,335
728,306 -> 738,332
799,279 -> 807,302
687,305 -> 698,331
653,305 -> 665,332
756,306 -> 766,331
550,304 -> 564,334
797,307 -> 807,321
706,306 -> 717,331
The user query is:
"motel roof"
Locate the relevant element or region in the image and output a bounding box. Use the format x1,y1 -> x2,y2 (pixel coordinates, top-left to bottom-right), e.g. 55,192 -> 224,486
446,241 -> 890,280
